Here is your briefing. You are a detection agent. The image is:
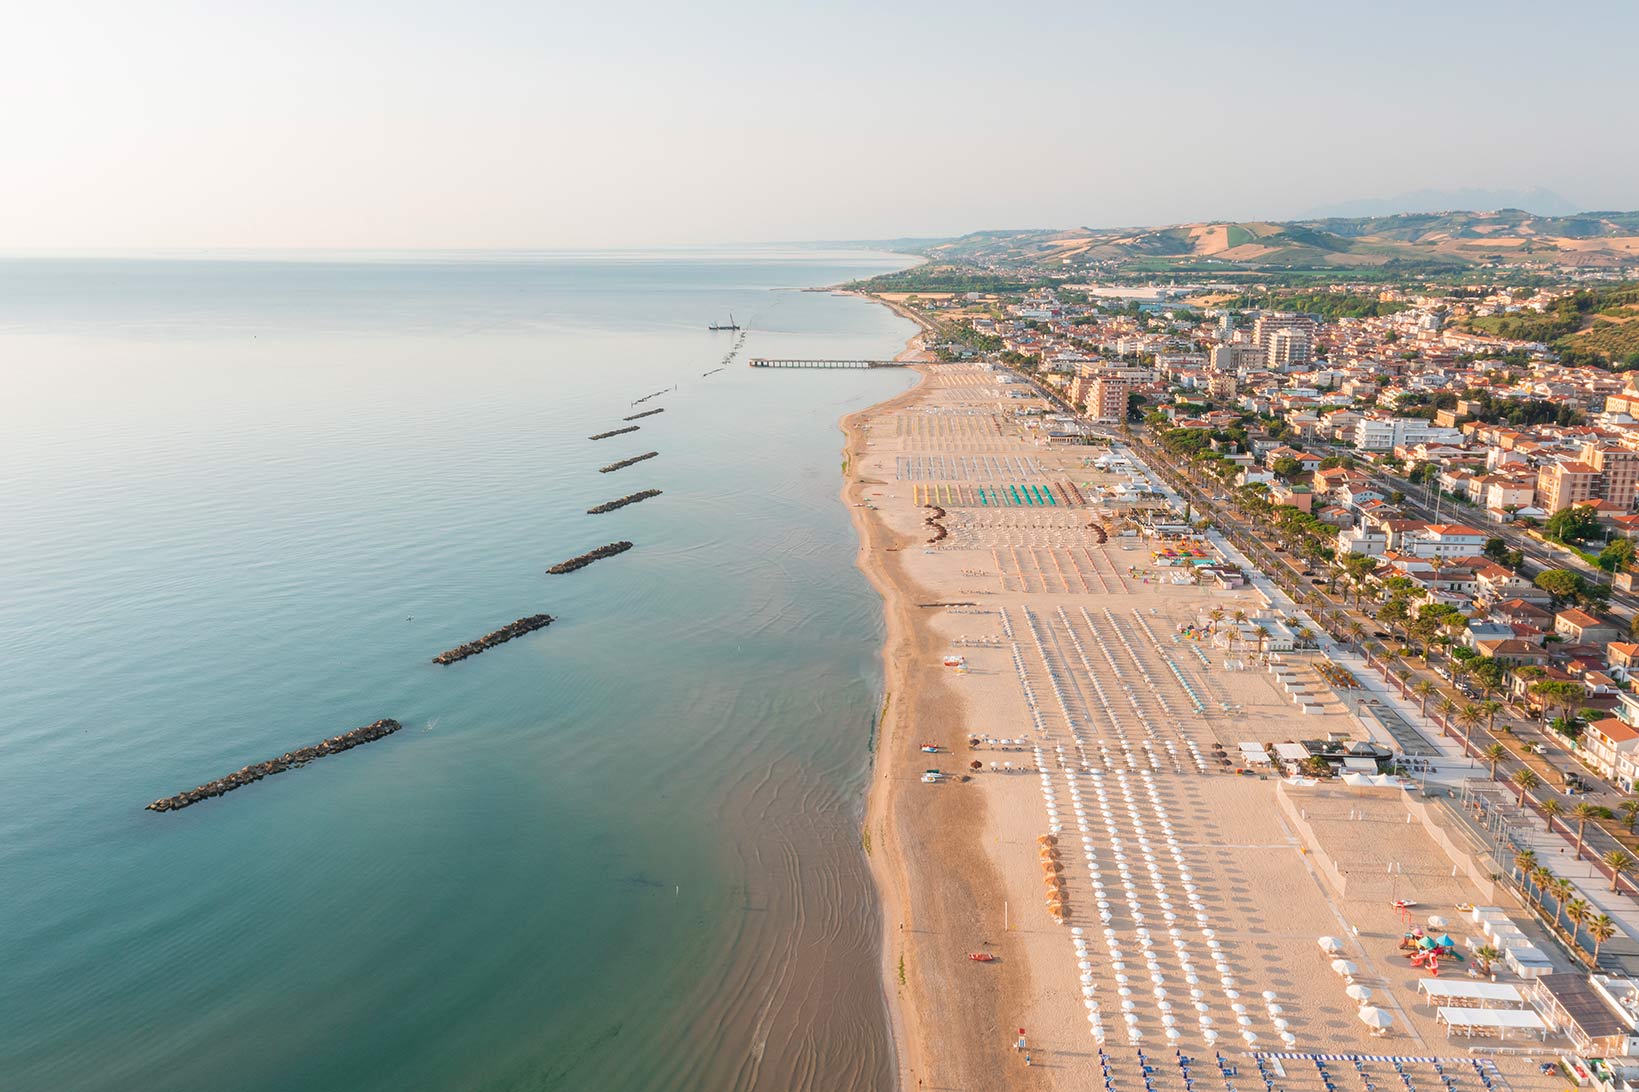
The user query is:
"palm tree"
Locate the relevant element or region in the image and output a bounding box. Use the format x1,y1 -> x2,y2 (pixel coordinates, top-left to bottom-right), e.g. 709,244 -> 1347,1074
1513,848 -> 1538,884
1603,849 -> 1635,894
1619,798 -> 1639,834
1485,743 -> 1509,778
1394,665 -> 1413,696
1572,802 -> 1608,859
1548,876 -> 1575,929
1481,699 -> 1504,736
1541,797 -> 1564,833
1436,695 -> 1459,732
1457,703 -> 1485,755
1413,679 -> 1435,717
1530,866 -> 1554,910
1513,766 -> 1541,806
1566,897 -> 1592,951
1473,944 -> 1503,976
1590,914 -> 1618,964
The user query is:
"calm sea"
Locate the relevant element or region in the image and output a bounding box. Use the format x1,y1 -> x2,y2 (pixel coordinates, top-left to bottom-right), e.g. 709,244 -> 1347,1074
0,249 -> 917,1090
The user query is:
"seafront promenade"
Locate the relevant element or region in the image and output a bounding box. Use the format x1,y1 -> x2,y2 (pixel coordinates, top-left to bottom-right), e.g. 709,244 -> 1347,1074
851,362 -> 1572,1092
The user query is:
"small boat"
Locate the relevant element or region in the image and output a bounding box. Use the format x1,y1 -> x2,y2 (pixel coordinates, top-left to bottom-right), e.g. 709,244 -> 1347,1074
920,744 -> 940,753
969,952 -> 995,962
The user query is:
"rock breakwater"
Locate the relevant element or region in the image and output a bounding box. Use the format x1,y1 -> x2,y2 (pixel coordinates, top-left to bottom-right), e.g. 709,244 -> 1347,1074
432,614 -> 555,664
589,425 -> 640,441
599,451 -> 658,474
548,541 -> 634,574
587,489 -> 661,515
146,718 -> 404,812
622,408 -> 664,422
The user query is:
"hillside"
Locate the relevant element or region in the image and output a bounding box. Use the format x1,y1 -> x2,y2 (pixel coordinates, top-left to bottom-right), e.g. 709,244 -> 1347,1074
918,209 -> 1639,275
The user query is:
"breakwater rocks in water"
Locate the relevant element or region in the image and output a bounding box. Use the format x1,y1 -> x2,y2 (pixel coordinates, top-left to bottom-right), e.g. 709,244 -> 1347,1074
599,451 -> 658,474
622,407 -> 664,422
587,489 -> 661,515
146,719 -> 404,813
548,541 -> 633,574
432,614 -> 555,664
589,425 -> 640,441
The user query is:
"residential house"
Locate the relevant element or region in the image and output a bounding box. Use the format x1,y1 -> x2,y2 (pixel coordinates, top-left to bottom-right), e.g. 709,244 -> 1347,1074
1555,608 -> 1621,646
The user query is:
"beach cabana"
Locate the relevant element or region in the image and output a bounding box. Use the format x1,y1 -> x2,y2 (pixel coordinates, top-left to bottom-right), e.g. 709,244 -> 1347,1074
1417,979 -> 1525,1009
1436,1006 -> 1546,1040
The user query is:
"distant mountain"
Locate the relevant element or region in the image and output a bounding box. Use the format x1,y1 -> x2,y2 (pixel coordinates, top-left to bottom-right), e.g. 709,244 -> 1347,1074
1305,187 -> 1581,219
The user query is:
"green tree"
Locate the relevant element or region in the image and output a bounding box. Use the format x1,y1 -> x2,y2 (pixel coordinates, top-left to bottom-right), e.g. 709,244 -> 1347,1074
1485,743 -> 1509,777
1546,505 -> 1601,545
1619,798 -> 1639,834
1599,537 -> 1636,573
1482,537 -> 1511,564
1535,569 -> 1585,608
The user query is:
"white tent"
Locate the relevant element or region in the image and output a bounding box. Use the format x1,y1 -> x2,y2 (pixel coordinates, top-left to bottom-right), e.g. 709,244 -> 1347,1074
1436,1006 -> 1546,1040
1417,980 -> 1525,1008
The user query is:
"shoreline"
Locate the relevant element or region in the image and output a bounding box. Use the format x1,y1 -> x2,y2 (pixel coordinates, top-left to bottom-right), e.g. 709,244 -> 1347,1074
841,294 -> 1009,1091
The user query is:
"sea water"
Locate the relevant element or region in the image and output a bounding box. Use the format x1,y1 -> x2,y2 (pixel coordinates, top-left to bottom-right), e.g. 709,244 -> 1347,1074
0,249 -> 917,1090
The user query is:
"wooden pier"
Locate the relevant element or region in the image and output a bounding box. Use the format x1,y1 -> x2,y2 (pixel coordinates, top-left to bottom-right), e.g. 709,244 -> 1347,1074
749,358 -> 907,369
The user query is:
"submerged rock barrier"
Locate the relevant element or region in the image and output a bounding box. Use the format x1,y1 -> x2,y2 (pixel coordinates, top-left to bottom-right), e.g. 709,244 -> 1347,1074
548,541 -> 634,574
432,614 -> 555,664
632,387 -> 672,404
599,451 -> 658,474
587,489 -> 661,515
622,407 -> 664,422
589,425 -> 640,441
146,718 -> 403,813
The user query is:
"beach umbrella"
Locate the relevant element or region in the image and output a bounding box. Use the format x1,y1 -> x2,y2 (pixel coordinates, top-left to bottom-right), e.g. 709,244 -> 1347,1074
1166,1028 -> 1181,1041
1330,959 -> 1358,976
1272,1018 -> 1290,1031
1242,1031 -> 1258,1044
1358,1007 -> 1393,1030
1261,991 -> 1277,1001
1203,1030 -> 1219,1043
1317,936 -> 1343,953
1346,984 -> 1373,1003
1427,914 -> 1447,928
1280,1032 -> 1297,1046
1437,934 -> 1455,949
1267,1004 -> 1283,1016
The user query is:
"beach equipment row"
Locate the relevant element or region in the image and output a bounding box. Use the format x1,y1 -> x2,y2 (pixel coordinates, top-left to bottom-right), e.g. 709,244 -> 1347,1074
1043,762 -> 1286,1049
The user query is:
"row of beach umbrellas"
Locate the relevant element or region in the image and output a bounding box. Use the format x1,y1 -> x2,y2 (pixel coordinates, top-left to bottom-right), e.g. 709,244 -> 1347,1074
1042,761 -> 1298,1048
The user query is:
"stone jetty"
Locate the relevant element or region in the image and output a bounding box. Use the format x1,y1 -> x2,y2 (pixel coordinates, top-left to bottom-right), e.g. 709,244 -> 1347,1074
548,541 -> 633,574
632,387 -> 671,404
599,451 -> 658,474
589,425 -> 640,441
432,613 -> 554,664
587,489 -> 661,515
622,407 -> 664,422
145,718 -> 403,813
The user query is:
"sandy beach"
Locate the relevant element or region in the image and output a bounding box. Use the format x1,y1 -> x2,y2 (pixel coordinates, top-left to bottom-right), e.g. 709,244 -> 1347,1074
843,346 -> 1573,1092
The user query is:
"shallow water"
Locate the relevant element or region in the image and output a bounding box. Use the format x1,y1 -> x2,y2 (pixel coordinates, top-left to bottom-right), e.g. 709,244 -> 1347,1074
0,249 -> 916,1090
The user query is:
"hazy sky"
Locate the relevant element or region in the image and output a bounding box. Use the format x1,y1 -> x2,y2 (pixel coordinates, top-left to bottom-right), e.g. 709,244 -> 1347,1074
3,0 -> 1635,249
